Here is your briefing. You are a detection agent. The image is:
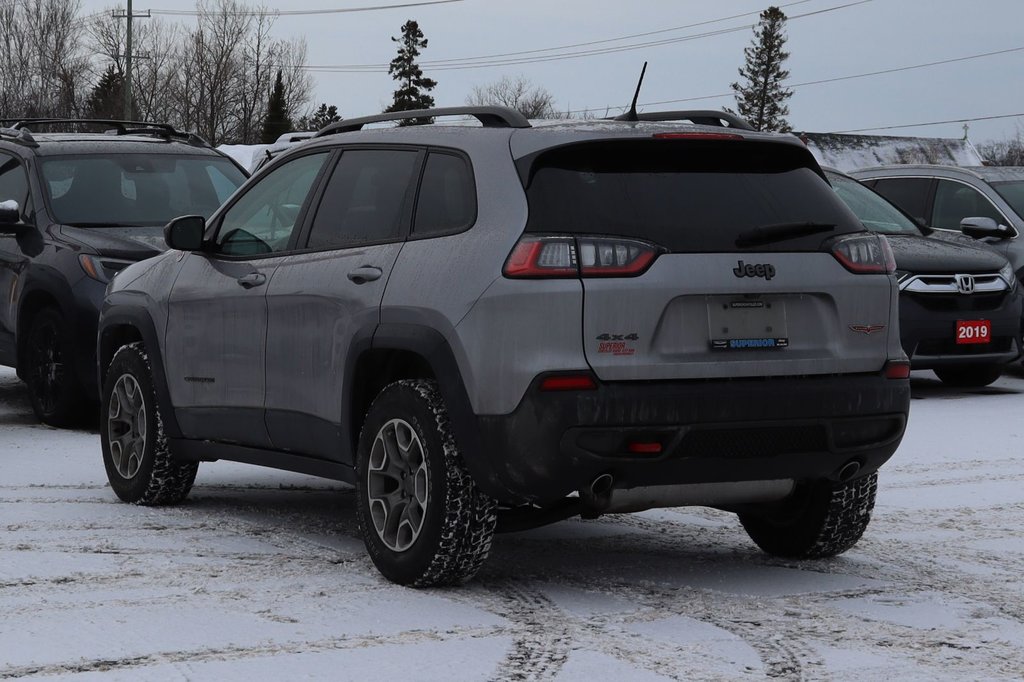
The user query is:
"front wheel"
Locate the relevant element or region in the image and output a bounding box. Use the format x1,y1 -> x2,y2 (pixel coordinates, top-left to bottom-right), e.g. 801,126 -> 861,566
24,307 -> 87,427
100,342 -> 197,505
934,364 -> 1002,388
739,473 -> 877,559
355,380 -> 497,587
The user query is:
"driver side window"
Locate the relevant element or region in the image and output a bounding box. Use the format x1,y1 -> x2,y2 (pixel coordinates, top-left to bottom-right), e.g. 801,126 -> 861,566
215,152 -> 328,256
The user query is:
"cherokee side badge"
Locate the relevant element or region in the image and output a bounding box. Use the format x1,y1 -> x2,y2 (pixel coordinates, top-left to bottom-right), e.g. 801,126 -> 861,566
849,324 -> 886,335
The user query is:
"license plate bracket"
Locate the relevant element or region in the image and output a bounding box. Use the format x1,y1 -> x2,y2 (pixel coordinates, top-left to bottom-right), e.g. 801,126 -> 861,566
708,297 -> 788,350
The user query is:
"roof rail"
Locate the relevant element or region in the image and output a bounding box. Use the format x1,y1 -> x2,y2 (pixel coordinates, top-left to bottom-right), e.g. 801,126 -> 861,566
0,126 -> 38,147
314,106 -> 531,137
608,109 -> 756,131
0,118 -> 209,145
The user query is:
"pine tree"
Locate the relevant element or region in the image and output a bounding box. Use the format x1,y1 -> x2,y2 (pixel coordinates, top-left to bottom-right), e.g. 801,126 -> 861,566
384,20 -> 437,126
297,103 -> 341,131
261,70 -> 293,143
731,6 -> 793,132
86,65 -> 128,120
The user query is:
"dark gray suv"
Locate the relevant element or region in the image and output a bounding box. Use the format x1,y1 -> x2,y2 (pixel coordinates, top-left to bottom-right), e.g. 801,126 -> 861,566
98,107 -> 910,586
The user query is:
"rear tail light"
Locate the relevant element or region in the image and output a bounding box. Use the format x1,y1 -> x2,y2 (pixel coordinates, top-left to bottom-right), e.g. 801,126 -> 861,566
884,360 -> 911,379
830,234 -> 896,274
504,235 -> 662,278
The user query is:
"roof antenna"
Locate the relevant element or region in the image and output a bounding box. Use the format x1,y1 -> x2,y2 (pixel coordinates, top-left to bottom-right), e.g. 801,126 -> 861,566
615,62 -> 647,122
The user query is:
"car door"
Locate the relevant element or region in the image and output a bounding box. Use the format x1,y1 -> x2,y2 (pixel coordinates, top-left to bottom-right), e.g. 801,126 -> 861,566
263,147 -> 422,460
164,150 -> 331,447
0,152 -> 33,366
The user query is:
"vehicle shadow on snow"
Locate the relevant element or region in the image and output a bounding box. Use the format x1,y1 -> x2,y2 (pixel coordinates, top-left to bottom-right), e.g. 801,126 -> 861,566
910,369 -> 1024,399
174,483 -> 862,591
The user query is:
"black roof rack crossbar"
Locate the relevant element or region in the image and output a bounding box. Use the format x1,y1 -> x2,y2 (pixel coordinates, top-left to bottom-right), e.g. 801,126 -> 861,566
1,118 -> 193,138
606,109 -> 756,131
314,106 -> 531,137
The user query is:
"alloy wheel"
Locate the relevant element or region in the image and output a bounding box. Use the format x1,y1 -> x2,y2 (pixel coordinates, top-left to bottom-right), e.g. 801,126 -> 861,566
367,418 -> 429,552
107,373 -> 147,480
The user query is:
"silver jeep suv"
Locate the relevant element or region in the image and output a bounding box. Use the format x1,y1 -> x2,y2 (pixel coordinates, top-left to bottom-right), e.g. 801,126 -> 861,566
98,107 -> 910,586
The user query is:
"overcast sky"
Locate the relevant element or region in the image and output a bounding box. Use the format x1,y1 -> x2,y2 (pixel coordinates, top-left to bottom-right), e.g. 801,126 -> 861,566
79,0 -> 1024,143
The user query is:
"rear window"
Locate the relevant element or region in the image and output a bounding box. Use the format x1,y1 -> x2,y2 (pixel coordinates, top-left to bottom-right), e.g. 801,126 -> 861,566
523,140 -> 863,252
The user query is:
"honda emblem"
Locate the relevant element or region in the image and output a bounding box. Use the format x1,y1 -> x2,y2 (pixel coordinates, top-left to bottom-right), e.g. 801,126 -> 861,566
955,274 -> 976,295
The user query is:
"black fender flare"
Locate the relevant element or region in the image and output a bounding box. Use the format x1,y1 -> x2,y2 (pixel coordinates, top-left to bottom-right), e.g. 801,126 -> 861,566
346,322 -> 498,497
97,303 -> 182,438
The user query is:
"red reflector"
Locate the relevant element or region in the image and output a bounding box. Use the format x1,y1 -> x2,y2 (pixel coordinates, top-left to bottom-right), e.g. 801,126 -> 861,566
627,442 -> 663,454
884,361 -> 911,379
653,132 -> 744,141
539,375 -> 597,391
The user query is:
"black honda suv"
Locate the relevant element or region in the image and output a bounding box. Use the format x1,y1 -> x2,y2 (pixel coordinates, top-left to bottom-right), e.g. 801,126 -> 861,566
827,168 -> 1021,386
0,119 -> 247,426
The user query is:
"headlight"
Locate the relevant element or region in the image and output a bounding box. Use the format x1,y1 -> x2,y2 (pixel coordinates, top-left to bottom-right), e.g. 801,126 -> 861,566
79,255 -> 133,284
999,262 -> 1017,289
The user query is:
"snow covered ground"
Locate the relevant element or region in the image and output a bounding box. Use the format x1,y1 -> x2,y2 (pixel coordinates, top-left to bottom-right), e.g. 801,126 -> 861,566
2,365 -> 1023,681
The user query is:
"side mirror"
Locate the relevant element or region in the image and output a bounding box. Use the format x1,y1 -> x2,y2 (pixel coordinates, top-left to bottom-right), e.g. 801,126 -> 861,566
164,215 -> 206,251
961,216 -> 1009,239
0,199 -> 21,230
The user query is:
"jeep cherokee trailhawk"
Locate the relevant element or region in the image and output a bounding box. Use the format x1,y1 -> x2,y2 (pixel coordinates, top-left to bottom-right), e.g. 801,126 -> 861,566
97,107 -> 910,586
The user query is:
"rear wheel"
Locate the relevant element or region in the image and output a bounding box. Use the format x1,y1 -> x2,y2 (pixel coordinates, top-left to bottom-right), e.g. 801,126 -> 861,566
355,379 -> 497,587
24,307 -> 87,427
100,342 -> 197,505
934,364 -> 1002,388
739,473 -> 877,559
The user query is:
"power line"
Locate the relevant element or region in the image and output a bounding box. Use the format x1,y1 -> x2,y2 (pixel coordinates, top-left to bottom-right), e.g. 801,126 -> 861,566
149,0 -> 463,16
836,112 -> 1024,134
565,44 -> 1024,115
296,0 -> 875,72
359,0 -> 818,68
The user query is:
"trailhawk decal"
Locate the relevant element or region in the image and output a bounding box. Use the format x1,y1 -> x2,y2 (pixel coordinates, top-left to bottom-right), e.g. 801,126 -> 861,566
596,333 -> 638,356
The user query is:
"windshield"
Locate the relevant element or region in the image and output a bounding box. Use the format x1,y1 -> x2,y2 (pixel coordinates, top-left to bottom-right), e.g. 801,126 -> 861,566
992,180 -> 1024,219
827,172 -> 922,235
41,154 -> 246,226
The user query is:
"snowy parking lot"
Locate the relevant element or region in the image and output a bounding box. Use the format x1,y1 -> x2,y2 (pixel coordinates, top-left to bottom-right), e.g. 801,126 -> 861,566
2,365 -> 1023,681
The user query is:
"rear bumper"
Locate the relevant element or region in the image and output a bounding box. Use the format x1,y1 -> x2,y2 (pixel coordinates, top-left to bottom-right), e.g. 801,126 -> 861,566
468,373 -> 910,506
899,289 -> 1022,369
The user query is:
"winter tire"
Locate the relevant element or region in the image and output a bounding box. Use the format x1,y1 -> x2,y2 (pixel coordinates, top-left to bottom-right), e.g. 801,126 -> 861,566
739,473 -> 877,559
100,342 -> 197,505
25,307 -> 87,427
355,379 -> 497,587
934,364 -> 1002,388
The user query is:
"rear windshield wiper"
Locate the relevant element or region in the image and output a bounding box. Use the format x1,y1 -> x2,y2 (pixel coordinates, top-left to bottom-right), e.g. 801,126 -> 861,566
735,222 -> 835,248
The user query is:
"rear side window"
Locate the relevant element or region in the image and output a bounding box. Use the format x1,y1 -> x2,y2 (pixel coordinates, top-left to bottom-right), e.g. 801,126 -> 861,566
870,178 -> 931,224
523,140 -> 862,252
413,152 -> 475,236
307,149 -> 419,249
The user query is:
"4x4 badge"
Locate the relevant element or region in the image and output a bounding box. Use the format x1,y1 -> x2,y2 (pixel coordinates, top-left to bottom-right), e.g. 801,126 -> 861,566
849,324 -> 886,335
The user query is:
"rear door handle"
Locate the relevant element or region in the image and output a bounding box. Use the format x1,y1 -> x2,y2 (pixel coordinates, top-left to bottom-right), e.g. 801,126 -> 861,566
236,272 -> 267,289
347,266 -> 383,284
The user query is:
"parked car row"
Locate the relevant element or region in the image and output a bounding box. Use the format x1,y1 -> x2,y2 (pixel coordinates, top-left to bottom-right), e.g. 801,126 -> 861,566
0,109 -> 1016,587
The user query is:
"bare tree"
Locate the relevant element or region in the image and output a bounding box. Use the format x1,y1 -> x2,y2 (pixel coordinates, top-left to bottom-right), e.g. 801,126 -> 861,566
0,0 -> 90,120
977,128 -> 1024,166
467,75 -> 558,119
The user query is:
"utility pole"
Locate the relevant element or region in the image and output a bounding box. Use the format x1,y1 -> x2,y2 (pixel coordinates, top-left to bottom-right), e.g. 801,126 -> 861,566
112,0 -> 150,120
